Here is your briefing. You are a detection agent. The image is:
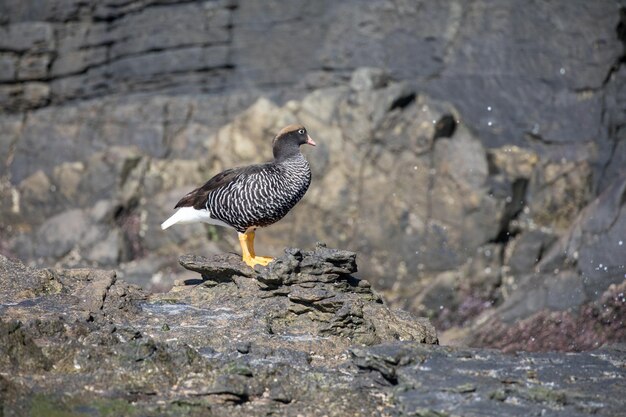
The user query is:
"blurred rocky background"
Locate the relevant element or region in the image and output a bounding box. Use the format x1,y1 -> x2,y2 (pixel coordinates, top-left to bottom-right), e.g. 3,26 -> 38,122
0,0 -> 624,352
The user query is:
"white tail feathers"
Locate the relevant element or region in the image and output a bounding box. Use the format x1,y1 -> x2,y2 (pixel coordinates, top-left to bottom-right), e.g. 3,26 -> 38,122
160,213 -> 179,230
161,207 -> 232,230
161,207 -> 200,230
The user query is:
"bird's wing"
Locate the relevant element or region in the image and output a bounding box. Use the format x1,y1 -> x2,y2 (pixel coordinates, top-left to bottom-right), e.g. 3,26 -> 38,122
174,164 -> 263,210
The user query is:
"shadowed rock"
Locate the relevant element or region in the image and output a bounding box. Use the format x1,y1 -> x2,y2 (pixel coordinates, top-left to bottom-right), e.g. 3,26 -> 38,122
178,253 -> 255,283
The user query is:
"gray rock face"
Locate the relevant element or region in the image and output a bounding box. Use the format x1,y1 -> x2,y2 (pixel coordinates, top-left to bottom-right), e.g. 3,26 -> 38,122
466,279 -> 626,352
495,175 -> 626,323
0,1 -> 622,157
1,72 -> 624,353
355,342 -> 626,417
0,0 -> 624,353
0,251 -> 624,416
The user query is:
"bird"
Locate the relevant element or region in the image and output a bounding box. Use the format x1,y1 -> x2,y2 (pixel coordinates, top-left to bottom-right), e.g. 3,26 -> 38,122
161,124 -> 316,267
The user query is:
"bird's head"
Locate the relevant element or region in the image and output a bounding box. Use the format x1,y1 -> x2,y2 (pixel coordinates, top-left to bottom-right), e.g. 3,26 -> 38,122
272,124 -> 316,160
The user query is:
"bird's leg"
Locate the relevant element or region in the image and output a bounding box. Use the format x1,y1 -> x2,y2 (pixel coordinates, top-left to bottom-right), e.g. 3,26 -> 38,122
238,231 -> 273,267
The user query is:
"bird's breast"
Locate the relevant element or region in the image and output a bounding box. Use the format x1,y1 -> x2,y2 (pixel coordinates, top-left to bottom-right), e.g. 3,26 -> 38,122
205,155 -> 311,232
277,156 -> 311,195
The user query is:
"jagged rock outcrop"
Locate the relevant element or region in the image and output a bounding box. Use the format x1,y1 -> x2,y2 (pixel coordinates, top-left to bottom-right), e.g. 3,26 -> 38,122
1,250 -> 625,416
172,244 -> 436,350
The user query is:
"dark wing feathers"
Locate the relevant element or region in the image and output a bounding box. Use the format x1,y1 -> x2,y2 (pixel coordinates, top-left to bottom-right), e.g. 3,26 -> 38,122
174,164 -> 264,210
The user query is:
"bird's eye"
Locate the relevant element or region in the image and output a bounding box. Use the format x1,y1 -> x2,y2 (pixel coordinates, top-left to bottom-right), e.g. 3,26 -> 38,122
298,129 -> 305,135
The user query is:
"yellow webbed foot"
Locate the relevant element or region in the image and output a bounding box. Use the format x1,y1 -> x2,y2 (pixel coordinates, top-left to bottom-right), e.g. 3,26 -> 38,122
243,255 -> 273,268
239,231 -> 273,268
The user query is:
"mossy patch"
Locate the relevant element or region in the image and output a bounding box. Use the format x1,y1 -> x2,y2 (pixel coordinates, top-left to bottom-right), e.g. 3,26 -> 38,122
29,394 -> 138,417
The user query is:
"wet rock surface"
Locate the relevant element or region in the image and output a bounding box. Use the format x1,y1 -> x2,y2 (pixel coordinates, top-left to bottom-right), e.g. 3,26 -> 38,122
1,248 -> 625,416
352,342 -> 626,417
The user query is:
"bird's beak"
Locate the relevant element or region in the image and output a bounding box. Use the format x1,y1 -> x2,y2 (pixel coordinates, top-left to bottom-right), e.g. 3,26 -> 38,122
306,135 -> 316,146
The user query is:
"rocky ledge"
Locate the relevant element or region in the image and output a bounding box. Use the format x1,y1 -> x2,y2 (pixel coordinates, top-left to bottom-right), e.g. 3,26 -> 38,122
1,245 -> 624,416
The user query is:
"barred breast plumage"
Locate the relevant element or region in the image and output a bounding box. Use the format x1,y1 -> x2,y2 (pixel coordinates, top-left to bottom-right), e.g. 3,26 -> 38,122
161,124 -> 316,268
205,154 -> 311,232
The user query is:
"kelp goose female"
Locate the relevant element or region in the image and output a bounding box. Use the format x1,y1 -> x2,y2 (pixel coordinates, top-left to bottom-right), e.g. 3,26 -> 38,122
161,124 -> 315,267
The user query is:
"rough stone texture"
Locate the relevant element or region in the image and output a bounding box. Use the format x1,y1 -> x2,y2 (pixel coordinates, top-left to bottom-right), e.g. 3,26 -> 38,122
1,251 -> 625,416
354,342 -> 626,417
0,0 -> 625,353
178,253 -> 255,282
168,244 -> 437,350
0,0 -> 622,179
491,175 -> 626,324
468,280 -> 626,353
1,72 -> 624,354
395,174 -> 626,349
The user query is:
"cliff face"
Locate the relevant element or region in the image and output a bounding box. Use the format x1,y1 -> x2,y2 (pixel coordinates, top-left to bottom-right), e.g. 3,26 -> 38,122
0,1 -> 622,156
0,0 -> 625,351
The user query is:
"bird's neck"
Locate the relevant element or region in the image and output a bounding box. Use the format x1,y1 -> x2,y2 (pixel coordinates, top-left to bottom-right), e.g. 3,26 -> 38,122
273,145 -> 303,162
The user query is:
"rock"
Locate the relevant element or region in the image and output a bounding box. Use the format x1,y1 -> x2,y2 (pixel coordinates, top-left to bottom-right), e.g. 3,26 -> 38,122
487,145 -> 539,179
526,159 -> 593,231
15,169 -> 54,225
0,53 -> 17,81
2,67 -> 621,344
0,113 -> 22,177
235,341 -> 251,354
83,229 -> 121,266
538,175 -> 626,298
103,3 -> 230,60
7,93 -> 255,185
389,342 -> 625,417
0,251 -> 624,416
0,254 -> 60,304
0,1 -> 618,171
116,254 -> 179,291
401,244 -> 504,331
21,82 -> 50,107
467,280 -> 626,353
350,67 -> 390,91
178,253 -> 254,282
32,208 -> 91,259
350,342 -> 420,383
600,66 -> 626,191
17,53 -> 51,80
0,0 -> 623,356
0,320 -> 52,373
51,161 -> 84,202
0,22 -> 54,53
409,271 -> 460,318
504,230 -> 556,276
256,244 -> 358,288
64,268 -> 117,313
401,165 -> 624,334
176,244 -> 436,346
494,270 -> 588,323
